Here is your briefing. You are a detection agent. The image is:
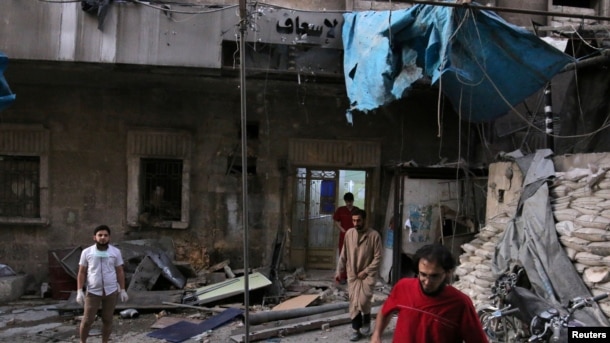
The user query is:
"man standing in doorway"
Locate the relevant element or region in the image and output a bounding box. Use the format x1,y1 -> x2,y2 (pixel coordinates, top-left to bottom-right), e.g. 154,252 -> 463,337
333,192 -> 360,284
370,244 -> 488,343
76,225 -> 129,343
335,209 -> 382,341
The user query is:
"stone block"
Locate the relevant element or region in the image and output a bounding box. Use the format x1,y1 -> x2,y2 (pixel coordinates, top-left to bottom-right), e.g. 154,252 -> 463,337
0,275 -> 27,303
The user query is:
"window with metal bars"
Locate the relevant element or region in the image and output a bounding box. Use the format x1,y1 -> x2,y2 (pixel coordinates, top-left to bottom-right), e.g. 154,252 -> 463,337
0,155 -> 40,218
141,158 -> 183,221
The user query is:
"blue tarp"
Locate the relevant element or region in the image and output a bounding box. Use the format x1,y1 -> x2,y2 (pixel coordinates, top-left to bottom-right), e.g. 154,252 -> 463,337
0,52 -> 16,111
342,3 -> 574,122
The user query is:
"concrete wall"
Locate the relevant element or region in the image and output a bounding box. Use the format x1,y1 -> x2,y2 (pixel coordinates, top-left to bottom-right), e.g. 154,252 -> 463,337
0,60 -> 469,284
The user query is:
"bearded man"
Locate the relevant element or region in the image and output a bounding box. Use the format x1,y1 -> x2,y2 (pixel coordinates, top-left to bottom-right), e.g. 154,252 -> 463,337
335,209 -> 382,341
76,225 -> 128,343
370,244 -> 488,343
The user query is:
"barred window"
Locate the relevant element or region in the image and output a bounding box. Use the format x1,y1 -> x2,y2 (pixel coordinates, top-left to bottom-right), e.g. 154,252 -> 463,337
126,129 -> 191,229
141,158 -> 183,221
0,155 -> 40,218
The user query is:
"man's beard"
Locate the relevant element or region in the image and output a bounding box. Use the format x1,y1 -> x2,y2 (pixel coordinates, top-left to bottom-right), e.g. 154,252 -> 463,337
419,280 -> 447,296
96,241 -> 109,250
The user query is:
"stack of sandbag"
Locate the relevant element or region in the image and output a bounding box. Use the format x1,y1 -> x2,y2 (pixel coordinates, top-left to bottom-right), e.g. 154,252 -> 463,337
552,165 -> 610,319
453,213 -> 511,308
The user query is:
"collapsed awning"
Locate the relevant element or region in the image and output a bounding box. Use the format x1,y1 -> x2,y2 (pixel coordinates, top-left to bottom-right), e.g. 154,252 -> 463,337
342,4 -> 573,122
0,51 -> 16,111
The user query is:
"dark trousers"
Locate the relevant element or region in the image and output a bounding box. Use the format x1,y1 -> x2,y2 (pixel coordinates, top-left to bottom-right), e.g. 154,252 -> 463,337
351,312 -> 371,330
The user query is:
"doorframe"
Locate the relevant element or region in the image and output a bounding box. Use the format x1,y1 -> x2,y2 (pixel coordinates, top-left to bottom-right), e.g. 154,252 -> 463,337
285,139 -> 381,270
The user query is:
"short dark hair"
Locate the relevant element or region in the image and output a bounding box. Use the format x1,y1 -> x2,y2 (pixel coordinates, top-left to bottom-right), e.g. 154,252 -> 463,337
414,244 -> 455,272
94,225 -> 111,235
352,209 -> 366,219
344,192 -> 354,201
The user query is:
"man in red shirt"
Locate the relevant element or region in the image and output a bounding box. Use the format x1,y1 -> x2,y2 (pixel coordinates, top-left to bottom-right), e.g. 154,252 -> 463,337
371,244 -> 488,343
333,192 -> 359,284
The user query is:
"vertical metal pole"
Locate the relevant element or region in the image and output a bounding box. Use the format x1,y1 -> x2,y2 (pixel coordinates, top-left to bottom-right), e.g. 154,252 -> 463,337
544,82 -> 554,150
391,168 -> 402,285
238,1 -> 250,342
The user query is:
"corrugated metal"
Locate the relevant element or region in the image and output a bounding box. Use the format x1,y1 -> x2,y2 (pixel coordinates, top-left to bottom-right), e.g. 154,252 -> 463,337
0,128 -> 49,154
289,138 -> 380,167
127,130 -> 191,157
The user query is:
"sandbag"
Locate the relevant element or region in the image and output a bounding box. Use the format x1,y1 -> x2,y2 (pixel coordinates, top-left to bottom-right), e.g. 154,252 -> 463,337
601,209 -> 610,220
571,205 -> 602,216
554,209 -> 582,222
461,243 -> 478,253
469,255 -> 484,264
552,202 -> 570,211
573,228 -> 610,242
597,179 -> 610,190
575,252 -> 605,266
572,196 -> 605,206
575,215 -> 610,230
487,215 -> 511,231
550,184 -> 570,197
588,242 -> 610,256
556,221 -> 577,237
559,235 -> 590,252
593,189 -> 610,200
583,267 -> 610,284
568,188 -> 594,198
602,256 -> 610,267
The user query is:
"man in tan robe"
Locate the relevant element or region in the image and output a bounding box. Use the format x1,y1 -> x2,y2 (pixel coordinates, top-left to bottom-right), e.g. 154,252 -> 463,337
335,209 -> 382,341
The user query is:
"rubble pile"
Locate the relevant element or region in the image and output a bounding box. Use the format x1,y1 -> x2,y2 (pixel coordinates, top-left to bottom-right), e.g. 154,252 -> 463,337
453,213 -> 511,308
551,166 -> 610,319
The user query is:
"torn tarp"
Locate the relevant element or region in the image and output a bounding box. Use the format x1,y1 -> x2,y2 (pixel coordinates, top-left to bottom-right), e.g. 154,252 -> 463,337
0,52 -> 16,111
342,3 -> 573,122
493,149 -> 609,327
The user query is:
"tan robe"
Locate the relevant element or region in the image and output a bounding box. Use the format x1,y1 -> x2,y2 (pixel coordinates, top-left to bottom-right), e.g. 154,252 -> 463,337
337,227 -> 382,319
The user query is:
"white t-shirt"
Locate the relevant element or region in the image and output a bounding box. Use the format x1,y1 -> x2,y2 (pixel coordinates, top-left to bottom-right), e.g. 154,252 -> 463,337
79,244 -> 124,296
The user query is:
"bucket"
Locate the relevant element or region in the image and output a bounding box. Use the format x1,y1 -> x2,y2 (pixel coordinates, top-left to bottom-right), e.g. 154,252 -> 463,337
48,249 -> 78,300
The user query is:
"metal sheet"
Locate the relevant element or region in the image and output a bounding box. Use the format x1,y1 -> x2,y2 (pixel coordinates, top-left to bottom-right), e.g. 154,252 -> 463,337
188,272 -> 271,305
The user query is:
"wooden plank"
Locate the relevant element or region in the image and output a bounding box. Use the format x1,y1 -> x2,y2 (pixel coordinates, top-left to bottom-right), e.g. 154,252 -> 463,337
150,316 -> 203,329
271,294 -> 319,311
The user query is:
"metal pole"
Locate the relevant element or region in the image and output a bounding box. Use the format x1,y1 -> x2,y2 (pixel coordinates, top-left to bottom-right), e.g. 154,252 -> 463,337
238,1 -> 250,342
391,167 -> 401,285
544,83 -> 554,150
402,0 -> 610,22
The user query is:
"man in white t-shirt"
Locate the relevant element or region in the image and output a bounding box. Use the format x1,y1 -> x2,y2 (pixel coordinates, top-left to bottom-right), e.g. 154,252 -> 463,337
76,225 -> 128,343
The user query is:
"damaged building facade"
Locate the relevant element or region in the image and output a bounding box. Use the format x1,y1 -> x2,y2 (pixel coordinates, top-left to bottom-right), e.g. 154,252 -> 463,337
1,0 -> 610,296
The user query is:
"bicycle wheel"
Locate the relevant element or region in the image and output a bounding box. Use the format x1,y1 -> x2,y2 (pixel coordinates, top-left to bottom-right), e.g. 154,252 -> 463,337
478,307 -> 520,343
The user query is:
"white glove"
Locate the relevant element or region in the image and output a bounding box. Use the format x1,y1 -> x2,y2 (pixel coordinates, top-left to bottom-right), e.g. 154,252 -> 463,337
76,289 -> 85,305
119,289 -> 129,303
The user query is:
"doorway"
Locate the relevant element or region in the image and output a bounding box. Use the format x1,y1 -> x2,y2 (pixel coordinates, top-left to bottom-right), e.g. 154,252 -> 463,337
291,168 -> 367,269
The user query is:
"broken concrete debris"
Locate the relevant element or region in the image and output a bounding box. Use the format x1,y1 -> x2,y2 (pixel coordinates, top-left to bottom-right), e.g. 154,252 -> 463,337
2,237 -> 384,342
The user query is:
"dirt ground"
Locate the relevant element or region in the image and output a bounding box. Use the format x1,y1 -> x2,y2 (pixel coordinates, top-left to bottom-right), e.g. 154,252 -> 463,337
0,301 -> 397,343
0,270 -> 396,343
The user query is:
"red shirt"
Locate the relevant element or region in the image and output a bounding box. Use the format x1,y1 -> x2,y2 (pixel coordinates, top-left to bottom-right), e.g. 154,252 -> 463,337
381,278 -> 488,343
333,205 -> 359,250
